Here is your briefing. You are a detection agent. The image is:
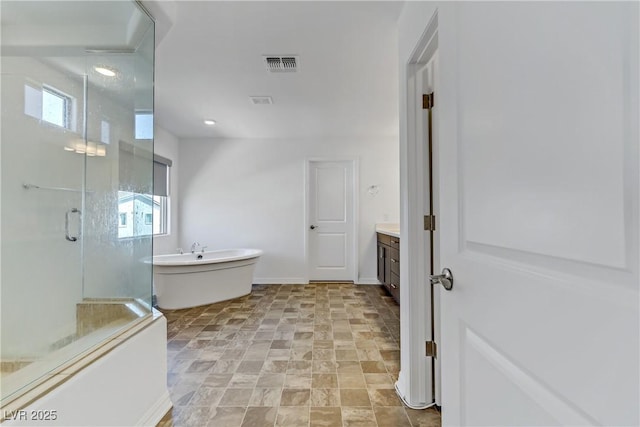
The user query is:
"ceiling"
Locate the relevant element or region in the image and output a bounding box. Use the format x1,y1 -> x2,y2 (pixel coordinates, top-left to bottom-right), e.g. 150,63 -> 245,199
1,1 -> 150,53
147,1 -> 404,139
1,1 -> 155,109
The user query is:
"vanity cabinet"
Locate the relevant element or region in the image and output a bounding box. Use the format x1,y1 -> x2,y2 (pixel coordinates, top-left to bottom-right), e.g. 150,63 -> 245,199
377,232 -> 400,303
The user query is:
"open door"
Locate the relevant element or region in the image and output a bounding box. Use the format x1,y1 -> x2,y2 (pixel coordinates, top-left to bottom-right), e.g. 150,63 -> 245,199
437,2 -> 638,425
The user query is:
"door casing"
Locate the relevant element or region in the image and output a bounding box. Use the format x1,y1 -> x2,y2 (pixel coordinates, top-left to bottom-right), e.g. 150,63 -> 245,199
396,10 -> 440,410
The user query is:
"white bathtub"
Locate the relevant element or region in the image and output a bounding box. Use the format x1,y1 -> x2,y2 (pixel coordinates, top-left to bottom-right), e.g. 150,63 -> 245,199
152,249 -> 262,310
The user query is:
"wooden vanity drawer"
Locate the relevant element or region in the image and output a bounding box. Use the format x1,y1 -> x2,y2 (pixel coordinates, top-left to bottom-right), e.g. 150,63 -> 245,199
377,232 -> 392,246
388,272 -> 400,301
389,236 -> 400,250
389,248 -> 400,275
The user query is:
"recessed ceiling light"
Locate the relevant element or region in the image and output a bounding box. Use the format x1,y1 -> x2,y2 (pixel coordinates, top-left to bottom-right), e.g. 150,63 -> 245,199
204,119 -> 216,126
94,66 -> 117,77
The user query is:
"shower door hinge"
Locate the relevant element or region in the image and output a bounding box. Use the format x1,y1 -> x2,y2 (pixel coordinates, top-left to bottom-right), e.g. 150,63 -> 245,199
423,93 -> 434,109
424,215 -> 436,231
426,341 -> 437,358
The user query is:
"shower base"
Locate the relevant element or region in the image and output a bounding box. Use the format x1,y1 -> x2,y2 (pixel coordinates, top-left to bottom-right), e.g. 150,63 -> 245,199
1,310 -> 169,426
0,299 -> 150,406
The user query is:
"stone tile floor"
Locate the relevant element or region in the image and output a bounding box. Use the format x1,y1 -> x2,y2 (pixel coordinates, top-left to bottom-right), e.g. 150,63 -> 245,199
157,283 -> 441,427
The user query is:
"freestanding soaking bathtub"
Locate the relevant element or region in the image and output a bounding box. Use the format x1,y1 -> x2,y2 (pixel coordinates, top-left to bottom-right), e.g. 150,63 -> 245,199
152,249 -> 263,310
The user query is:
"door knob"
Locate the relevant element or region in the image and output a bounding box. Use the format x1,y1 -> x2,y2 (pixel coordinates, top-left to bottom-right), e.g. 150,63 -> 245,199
430,268 -> 453,291
310,225 -> 317,230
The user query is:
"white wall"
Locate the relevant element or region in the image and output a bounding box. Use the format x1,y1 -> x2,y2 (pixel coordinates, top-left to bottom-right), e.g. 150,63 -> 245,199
152,126 -> 179,256
178,136 -> 399,284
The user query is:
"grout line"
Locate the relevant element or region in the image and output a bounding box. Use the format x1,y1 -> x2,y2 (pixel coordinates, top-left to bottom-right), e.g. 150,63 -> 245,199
162,284 -> 408,427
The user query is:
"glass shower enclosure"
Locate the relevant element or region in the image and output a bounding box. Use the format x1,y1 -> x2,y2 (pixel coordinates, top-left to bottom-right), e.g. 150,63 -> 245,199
0,1 -> 155,404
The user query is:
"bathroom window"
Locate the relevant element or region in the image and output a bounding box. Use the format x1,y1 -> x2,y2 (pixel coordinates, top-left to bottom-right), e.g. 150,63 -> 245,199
135,112 -> 153,140
24,83 -> 73,130
117,193 -> 162,238
42,86 -> 71,128
101,119 -> 111,144
117,147 -> 171,239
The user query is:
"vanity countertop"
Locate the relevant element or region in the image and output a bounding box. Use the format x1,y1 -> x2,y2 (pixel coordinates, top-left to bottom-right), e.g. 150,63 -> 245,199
375,223 -> 400,238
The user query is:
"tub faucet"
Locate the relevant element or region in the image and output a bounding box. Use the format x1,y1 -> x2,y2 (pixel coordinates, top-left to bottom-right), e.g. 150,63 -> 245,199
190,242 -> 201,253
176,248 -> 184,254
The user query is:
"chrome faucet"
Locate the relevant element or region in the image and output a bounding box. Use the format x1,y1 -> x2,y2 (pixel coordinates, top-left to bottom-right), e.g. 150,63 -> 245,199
191,242 -> 208,253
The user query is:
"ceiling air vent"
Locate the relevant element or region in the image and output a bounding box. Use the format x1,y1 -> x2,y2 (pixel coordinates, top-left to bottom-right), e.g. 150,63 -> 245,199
249,96 -> 273,105
263,55 -> 299,73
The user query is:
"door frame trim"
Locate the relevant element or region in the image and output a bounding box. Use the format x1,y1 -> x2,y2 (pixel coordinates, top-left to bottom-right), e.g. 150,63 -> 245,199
395,8 -> 440,409
304,157 -> 359,284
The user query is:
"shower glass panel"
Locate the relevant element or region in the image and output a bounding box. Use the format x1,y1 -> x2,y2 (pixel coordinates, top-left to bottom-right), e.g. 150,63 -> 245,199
0,1 -> 154,404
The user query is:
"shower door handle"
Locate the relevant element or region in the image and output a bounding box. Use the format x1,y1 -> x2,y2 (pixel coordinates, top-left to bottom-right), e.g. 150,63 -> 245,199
65,208 -> 81,242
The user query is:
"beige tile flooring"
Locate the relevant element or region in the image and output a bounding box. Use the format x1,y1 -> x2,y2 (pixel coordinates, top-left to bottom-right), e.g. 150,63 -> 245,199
157,283 -> 441,427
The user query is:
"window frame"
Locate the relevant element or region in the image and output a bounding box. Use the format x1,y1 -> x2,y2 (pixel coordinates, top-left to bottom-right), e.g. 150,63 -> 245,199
153,195 -> 169,236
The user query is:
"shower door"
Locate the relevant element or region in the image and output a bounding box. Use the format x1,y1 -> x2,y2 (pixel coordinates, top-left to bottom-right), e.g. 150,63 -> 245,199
0,0 -> 154,404
1,61 -> 88,396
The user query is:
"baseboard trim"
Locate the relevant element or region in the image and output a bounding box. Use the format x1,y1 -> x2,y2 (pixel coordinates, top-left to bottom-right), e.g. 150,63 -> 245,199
253,278 -> 382,285
253,278 -> 308,285
357,277 -> 382,285
396,381 -> 434,410
137,390 -> 172,426
395,375 -> 433,410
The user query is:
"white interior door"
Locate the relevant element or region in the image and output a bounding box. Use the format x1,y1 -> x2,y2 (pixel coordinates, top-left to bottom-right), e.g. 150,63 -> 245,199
307,160 -> 356,281
438,2 -> 638,426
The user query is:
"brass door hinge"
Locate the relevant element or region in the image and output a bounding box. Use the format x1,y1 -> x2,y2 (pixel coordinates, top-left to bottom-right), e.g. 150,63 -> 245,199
426,341 -> 437,358
424,215 -> 436,231
422,93 -> 434,109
